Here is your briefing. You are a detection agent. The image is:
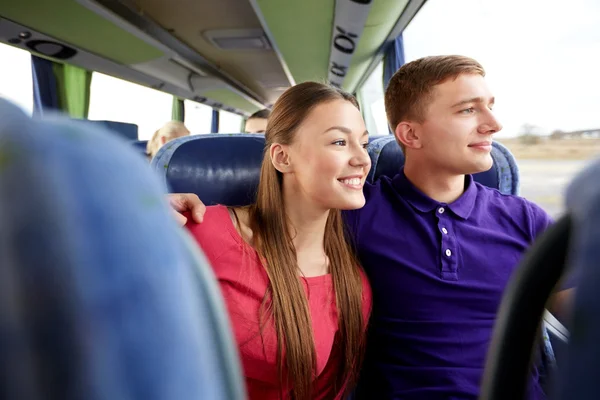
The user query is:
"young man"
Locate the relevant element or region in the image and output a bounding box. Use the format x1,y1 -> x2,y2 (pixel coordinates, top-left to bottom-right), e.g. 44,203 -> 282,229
345,55 -> 574,399
244,109 -> 270,134
171,55 -> 573,399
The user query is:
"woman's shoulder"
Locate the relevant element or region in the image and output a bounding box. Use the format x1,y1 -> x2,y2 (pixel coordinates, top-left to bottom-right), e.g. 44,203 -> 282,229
185,204 -> 240,261
186,204 -> 231,234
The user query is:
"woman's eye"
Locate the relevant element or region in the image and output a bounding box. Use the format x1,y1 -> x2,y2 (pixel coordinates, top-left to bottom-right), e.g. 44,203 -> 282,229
362,142 -> 369,149
333,140 -> 346,146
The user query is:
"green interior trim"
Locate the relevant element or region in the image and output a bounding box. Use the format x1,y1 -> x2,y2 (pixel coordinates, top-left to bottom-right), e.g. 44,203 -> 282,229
172,97 -> 184,122
344,0 -> 409,92
0,0 -> 164,64
258,0 -> 409,92
203,89 -> 262,115
54,63 -> 93,119
256,0 -> 334,83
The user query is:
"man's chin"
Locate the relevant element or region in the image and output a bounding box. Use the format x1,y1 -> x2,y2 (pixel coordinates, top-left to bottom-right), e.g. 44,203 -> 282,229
464,158 -> 494,175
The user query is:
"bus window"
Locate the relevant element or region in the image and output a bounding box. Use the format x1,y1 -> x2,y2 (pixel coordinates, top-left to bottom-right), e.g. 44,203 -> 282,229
184,100 -> 212,134
88,72 -> 172,140
0,43 -> 33,115
358,61 -> 388,136
219,110 -> 243,133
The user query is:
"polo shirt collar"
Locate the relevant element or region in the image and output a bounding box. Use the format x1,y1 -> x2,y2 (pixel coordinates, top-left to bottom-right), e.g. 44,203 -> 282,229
392,168 -> 477,220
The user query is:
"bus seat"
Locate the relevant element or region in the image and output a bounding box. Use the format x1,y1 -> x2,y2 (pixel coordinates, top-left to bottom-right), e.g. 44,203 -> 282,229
70,118 -> 139,141
93,120 -> 139,140
0,99 -> 245,400
367,136 -> 520,195
132,139 -> 149,157
556,158 -> 600,399
152,134 -> 265,206
368,135 -> 389,143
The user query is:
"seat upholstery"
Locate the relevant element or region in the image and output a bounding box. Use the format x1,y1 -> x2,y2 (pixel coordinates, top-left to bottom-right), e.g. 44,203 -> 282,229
0,99 -> 245,400
70,118 -> 139,141
557,158 -> 600,399
152,134 -> 265,206
92,120 -> 139,140
132,139 -> 149,157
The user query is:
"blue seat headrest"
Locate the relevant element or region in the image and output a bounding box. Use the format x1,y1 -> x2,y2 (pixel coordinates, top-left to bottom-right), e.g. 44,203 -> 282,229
0,99 -> 244,399
132,139 -> 149,157
152,134 -> 266,206
367,136 -> 520,195
70,119 -> 139,140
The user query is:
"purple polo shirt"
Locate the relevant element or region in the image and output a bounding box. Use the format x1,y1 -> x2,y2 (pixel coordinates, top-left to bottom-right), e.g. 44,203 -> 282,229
344,169 -> 552,400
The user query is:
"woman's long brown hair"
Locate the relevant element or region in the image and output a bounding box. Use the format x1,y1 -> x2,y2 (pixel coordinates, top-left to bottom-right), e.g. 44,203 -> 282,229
248,82 -> 368,399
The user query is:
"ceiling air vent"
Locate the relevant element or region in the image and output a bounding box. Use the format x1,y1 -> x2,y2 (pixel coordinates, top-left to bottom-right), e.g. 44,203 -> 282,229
204,29 -> 271,51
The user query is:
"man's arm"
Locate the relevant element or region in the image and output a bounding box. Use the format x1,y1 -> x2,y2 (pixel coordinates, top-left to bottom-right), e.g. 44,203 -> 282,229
168,193 -> 206,225
549,288 -> 575,323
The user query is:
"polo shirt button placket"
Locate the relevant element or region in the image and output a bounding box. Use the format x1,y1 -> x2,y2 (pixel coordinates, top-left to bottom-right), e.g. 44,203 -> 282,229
437,205 -> 457,280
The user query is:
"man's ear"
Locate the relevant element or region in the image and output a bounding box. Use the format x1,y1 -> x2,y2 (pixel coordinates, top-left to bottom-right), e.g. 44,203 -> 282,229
270,143 -> 292,173
394,121 -> 422,150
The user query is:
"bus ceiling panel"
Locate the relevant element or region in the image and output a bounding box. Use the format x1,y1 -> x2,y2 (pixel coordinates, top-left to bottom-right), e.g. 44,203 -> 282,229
0,18 -> 257,116
0,0 -> 164,65
253,0 -> 412,93
254,0 -> 335,85
0,17 -> 162,89
81,0 -> 270,106
131,56 -> 260,100
202,89 -> 263,116
128,0 -> 290,106
247,0 -> 295,87
353,0 -> 428,92
341,0 -> 411,93
131,57 -> 211,92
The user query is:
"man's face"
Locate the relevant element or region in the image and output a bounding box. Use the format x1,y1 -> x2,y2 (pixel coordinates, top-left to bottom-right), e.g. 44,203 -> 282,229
409,73 -> 502,175
245,117 -> 268,134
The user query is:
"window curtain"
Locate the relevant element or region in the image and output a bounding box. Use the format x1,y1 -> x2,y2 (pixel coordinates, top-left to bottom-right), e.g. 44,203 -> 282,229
31,55 -> 92,119
54,63 -> 92,119
211,109 -> 219,133
172,97 -> 185,122
383,33 -> 405,89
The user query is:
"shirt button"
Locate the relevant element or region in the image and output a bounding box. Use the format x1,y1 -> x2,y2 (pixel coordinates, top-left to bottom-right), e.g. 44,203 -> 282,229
445,249 -> 452,257
442,227 -> 448,234
438,207 -> 445,214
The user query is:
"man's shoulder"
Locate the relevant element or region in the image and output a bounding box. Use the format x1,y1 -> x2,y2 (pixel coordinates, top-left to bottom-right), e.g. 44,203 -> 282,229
362,175 -> 397,203
474,182 -> 553,237
343,175 -> 400,232
475,182 -> 545,211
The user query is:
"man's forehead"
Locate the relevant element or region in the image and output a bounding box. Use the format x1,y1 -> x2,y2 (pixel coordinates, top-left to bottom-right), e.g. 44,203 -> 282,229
433,74 -> 493,103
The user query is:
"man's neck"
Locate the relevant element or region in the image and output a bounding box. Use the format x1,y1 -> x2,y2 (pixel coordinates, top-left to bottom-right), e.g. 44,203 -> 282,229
404,161 -> 466,204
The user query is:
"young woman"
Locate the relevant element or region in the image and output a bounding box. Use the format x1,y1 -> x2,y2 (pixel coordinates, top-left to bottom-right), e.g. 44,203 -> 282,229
186,82 -> 372,400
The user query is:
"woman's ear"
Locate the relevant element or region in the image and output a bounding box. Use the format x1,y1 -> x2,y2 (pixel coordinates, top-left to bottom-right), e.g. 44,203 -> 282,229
270,143 -> 292,173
